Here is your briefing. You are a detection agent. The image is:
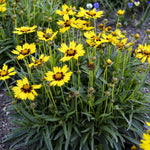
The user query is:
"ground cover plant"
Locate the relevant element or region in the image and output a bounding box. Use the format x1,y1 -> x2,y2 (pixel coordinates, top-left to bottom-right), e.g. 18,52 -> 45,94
1,0 -> 150,150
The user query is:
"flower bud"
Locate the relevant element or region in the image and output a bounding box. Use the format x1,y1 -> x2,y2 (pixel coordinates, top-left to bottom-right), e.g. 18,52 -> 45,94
48,17 -> 52,21
103,19 -> 108,24
121,77 -> 124,80
105,91 -> 110,96
92,56 -> 96,61
122,30 -> 127,35
88,94 -> 92,99
77,70 -> 81,74
30,13 -> 33,17
48,41 -> 52,45
30,103 -> 36,108
117,22 -> 122,27
88,87 -> 94,93
12,2 -> 16,7
146,29 -> 150,34
106,59 -> 112,65
135,33 -> 140,39
20,10 -> 24,14
111,99 -> 114,103
75,91 -> 80,96
13,14 -> 17,19
59,120 -> 63,125
113,77 -> 118,82
131,145 -> 137,150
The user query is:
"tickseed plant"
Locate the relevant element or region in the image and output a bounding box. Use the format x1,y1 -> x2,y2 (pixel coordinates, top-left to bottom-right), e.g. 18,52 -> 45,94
1,2 -> 150,150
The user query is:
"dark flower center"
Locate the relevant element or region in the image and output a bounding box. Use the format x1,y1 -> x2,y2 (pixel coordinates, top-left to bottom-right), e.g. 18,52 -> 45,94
20,49 -> 30,55
21,84 -> 33,93
86,12 -> 96,17
43,33 -> 52,39
0,70 -> 8,77
66,49 -> 77,56
21,28 -> 30,32
64,20 -> 71,27
53,72 -> 64,81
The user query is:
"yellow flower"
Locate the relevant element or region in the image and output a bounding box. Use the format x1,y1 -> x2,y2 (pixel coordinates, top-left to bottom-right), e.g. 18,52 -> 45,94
45,65 -> 72,86
146,122 -> 150,127
11,43 -> 36,60
58,41 -> 85,62
13,25 -> 37,35
0,0 -> 5,3
76,7 -> 103,19
12,77 -> 42,100
135,44 -> 150,64
72,19 -> 94,31
140,132 -> 150,150
117,10 -> 125,16
56,3 -> 76,16
116,38 -> 128,50
29,54 -> 50,68
57,14 -> 76,33
102,33 -> 119,45
0,64 -> 16,81
0,3 -> 6,12
37,28 -> 58,41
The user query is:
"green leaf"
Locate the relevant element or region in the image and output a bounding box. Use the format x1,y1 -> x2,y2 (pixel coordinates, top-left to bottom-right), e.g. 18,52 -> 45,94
43,127 -> 53,150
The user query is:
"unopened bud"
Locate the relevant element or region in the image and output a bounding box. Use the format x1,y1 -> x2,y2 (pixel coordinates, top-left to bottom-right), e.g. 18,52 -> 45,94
20,10 -> 24,14
77,70 -> 81,74
106,59 -> 112,65
113,77 -> 118,82
103,19 -> 108,24
48,41 -> 52,45
135,34 -> 140,40
92,56 -> 96,61
13,14 -> 17,19
146,29 -> 150,34
121,77 -> 124,80
30,13 -> 33,17
122,30 -> 127,35
88,87 -> 94,93
131,145 -> 137,150
105,91 -> 110,96
75,91 -> 80,96
59,120 -> 63,125
117,22 -> 122,27
48,17 -> 52,21
30,103 -> 36,108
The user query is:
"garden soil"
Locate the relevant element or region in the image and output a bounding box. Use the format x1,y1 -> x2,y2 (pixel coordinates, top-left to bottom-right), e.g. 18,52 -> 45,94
0,25 -> 150,150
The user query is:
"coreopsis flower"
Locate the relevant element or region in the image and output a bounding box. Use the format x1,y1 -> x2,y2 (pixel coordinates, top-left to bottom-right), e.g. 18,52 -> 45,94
84,31 -> 106,47
140,131 -> 150,150
0,0 -> 6,3
86,3 -> 93,9
11,43 -> 36,60
76,7 -> 103,19
72,19 -> 94,31
116,38 -> 128,50
12,77 -> 42,100
45,65 -> 72,86
58,41 -> 85,62
57,14 -> 76,33
29,54 -> 50,68
146,122 -> 150,127
134,0 -> 140,6
0,3 -> 6,12
0,64 -> 16,81
56,3 -> 76,16
102,33 -> 119,45
117,10 -> 125,16
37,28 -> 58,41
13,25 -> 37,35
111,29 -> 125,38
135,44 -> 150,64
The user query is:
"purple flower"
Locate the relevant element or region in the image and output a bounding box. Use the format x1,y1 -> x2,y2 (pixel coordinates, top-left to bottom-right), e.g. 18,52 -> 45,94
96,9 -> 100,12
93,2 -> 99,9
128,2 -> 133,8
148,1 -> 150,4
